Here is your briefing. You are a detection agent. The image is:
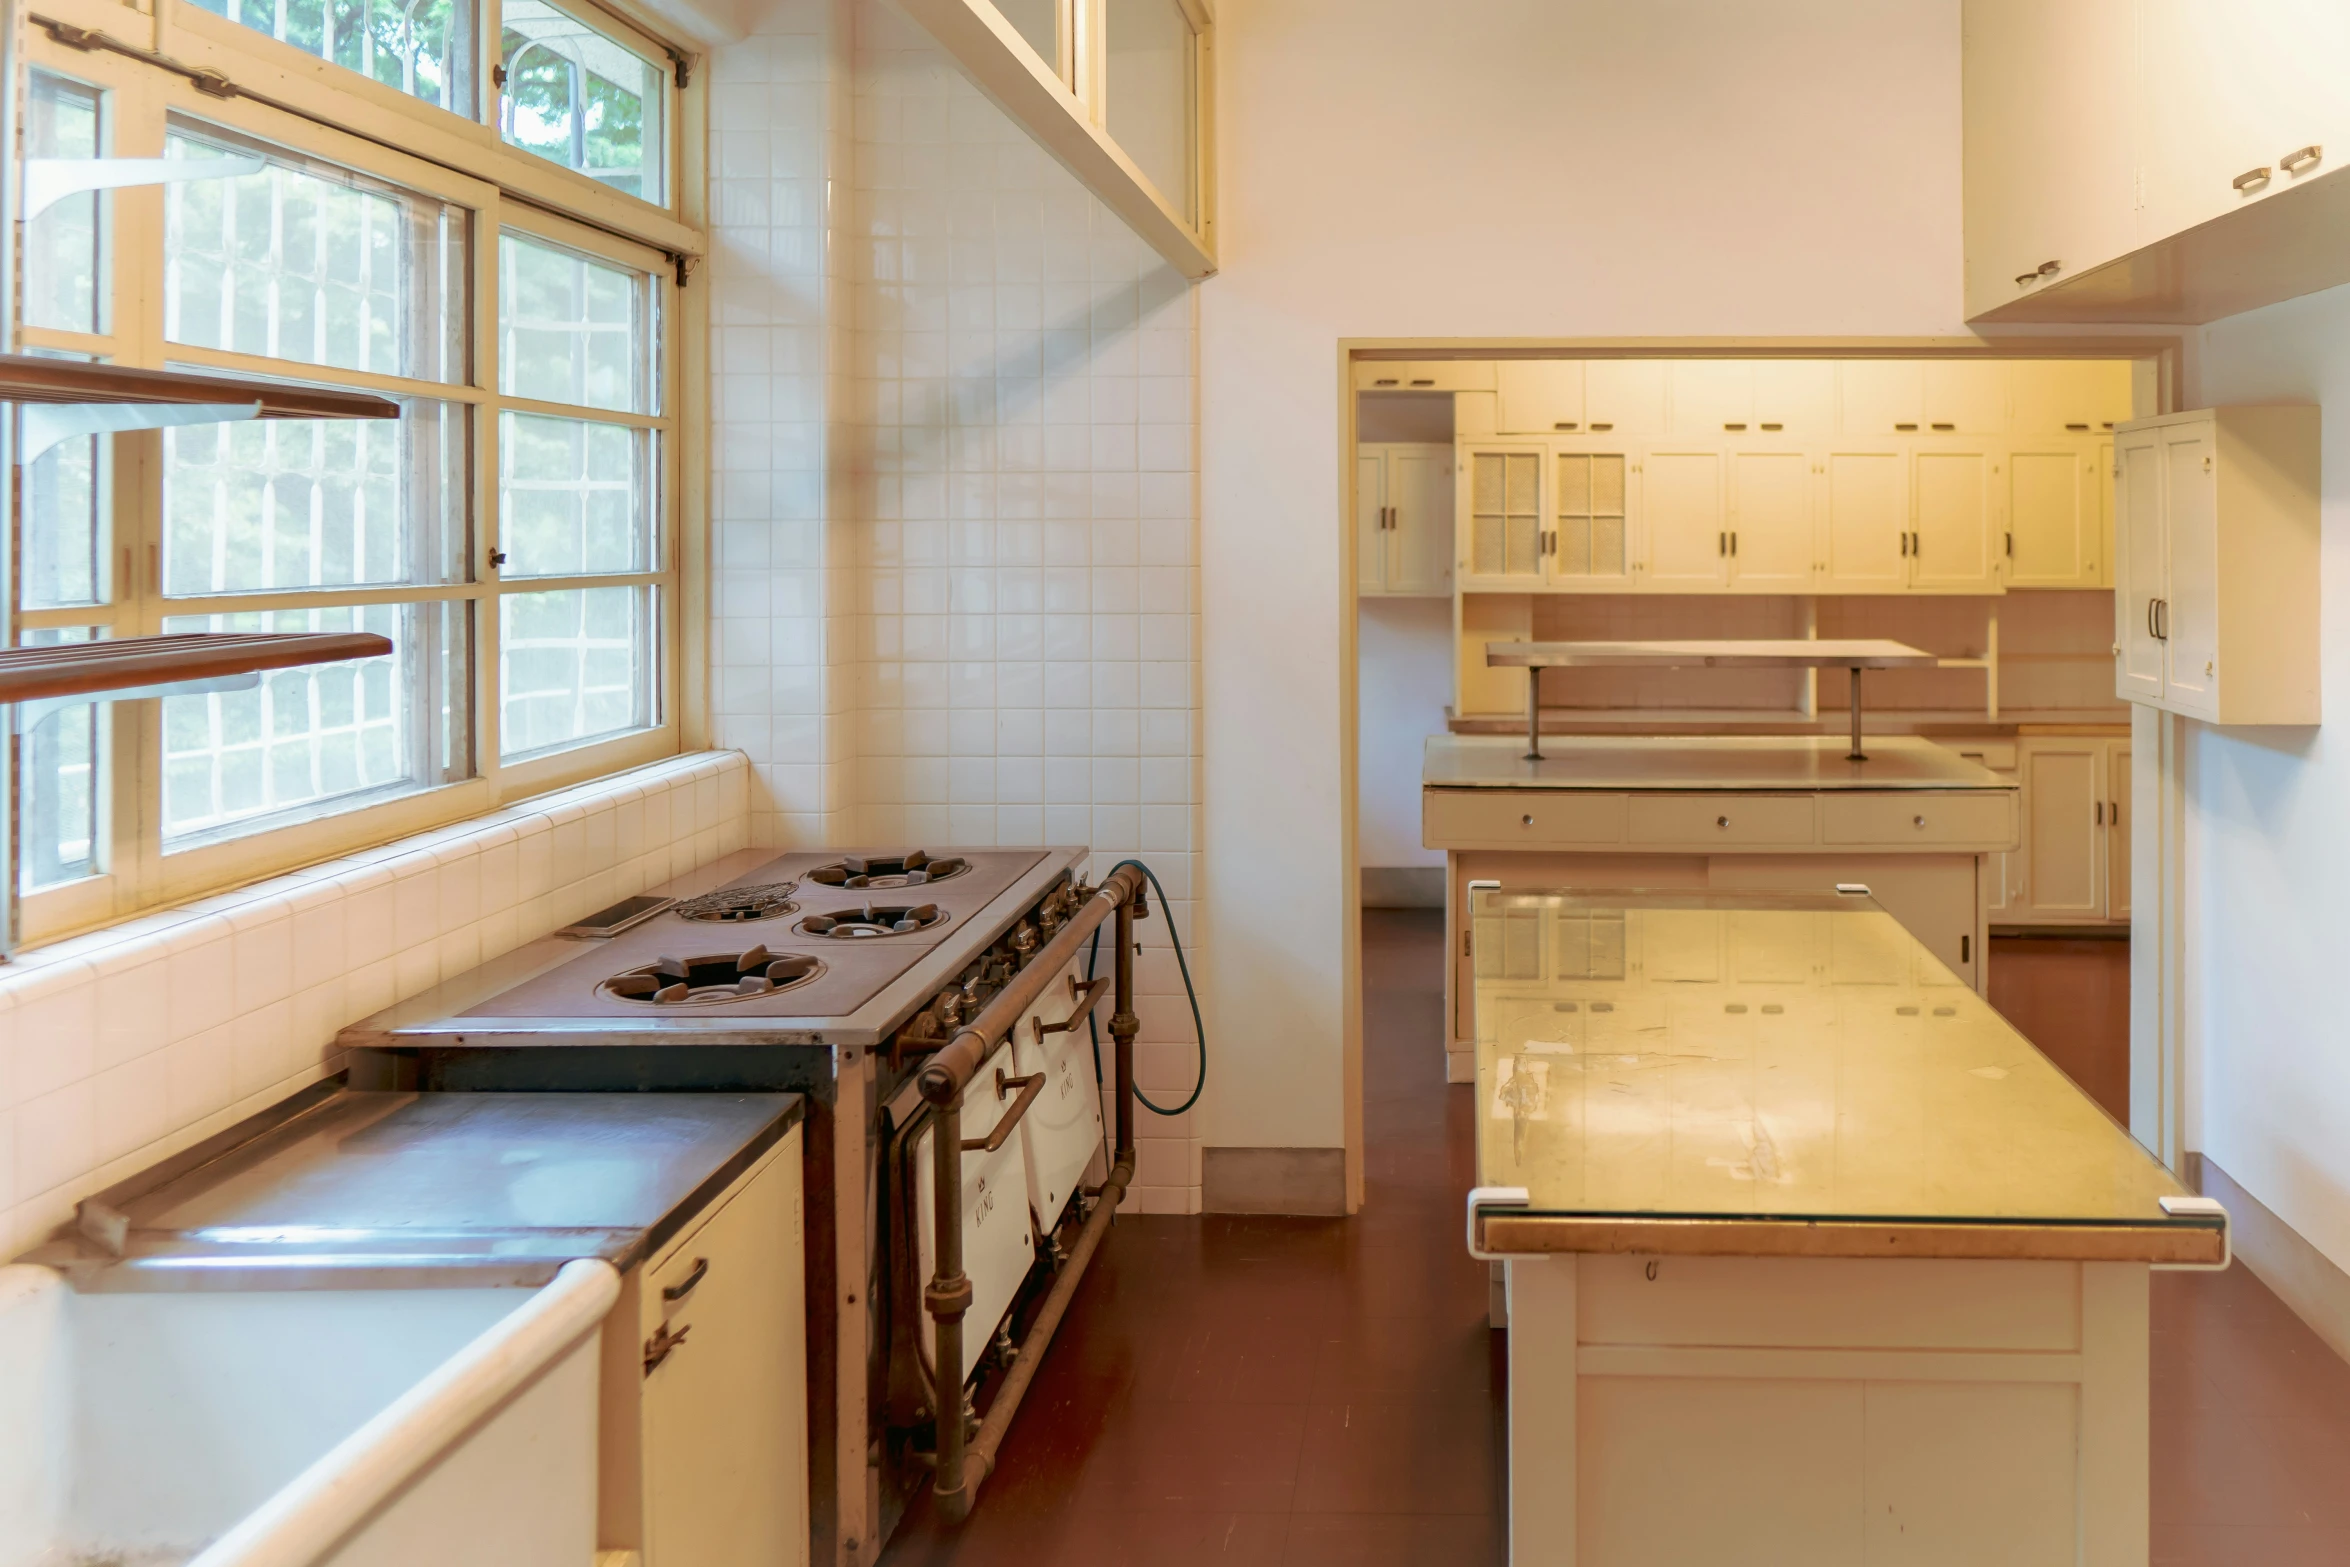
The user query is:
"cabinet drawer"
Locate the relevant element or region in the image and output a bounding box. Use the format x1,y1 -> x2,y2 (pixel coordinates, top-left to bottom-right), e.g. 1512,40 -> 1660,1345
1625,794 -> 1816,846
1821,791 -> 2016,848
1423,789 -> 1627,849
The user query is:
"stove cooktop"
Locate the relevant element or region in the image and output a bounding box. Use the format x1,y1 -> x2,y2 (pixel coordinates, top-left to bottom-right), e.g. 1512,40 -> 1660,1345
338,846 -> 1085,1052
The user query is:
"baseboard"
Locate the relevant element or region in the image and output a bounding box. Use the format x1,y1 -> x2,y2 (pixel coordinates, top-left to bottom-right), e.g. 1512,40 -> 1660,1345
1201,1147 -> 1349,1215
2187,1152 -> 2350,1368
1361,866 -> 1444,909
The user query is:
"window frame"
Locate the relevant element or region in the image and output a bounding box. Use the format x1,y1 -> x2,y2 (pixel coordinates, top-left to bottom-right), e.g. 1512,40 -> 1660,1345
10,0 -> 698,945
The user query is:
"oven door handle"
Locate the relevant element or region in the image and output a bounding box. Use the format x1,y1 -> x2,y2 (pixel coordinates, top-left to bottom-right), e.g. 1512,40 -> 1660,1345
1032,974 -> 1112,1042
960,1069 -> 1048,1154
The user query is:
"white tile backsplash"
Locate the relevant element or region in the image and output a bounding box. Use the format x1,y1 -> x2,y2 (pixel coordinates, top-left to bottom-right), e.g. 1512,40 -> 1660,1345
0,751 -> 750,1258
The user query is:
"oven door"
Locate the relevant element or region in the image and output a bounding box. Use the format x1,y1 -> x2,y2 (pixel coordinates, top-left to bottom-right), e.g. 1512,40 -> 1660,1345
911,1036 -> 1037,1387
1009,962 -> 1108,1237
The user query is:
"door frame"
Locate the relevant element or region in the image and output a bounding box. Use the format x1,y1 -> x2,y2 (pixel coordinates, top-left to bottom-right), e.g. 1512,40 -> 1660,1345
1338,333 -> 2189,1208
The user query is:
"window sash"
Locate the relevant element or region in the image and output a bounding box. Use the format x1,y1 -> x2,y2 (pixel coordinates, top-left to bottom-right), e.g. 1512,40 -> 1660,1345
8,23 -> 691,944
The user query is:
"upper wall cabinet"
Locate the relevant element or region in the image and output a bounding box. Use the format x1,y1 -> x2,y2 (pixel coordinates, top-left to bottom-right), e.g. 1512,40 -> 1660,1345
1359,443 -> 1454,598
1496,360 -> 1670,435
1965,0 -> 2350,322
2112,406 -> 2318,724
1356,361 -> 1497,393
1667,361 -> 1835,438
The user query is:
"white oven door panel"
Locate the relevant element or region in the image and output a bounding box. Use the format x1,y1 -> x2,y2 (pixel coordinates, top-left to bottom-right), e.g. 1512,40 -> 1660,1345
913,1036 -> 1035,1387
1011,963 -> 1108,1235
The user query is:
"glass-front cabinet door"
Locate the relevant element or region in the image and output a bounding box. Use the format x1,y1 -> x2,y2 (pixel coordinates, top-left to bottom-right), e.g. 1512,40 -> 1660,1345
1460,445 -> 1545,590
1550,450 -> 1632,586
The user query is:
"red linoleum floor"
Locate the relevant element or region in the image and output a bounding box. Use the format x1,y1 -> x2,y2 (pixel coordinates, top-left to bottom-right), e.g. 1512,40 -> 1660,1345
881,910 -> 2350,1566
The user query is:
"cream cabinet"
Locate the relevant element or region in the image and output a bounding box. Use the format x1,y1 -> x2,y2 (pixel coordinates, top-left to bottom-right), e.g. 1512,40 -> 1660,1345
1457,443 -> 1634,590
2009,360 -> 2134,439
1583,359 -> 1666,435
1355,360 -> 1495,392
1819,449 -> 1909,591
1358,442 -> 1453,597
1497,361 -> 1585,434
2006,737 -> 2131,925
601,1129 -> 808,1567
2005,443 -> 2110,588
1840,361 -> 2009,438
1964,0 -> 2350,322
1909,448 -> 2000,591
2111,406 -> 2319,724
1668,361 -> 1836,439
1640,448 -> 1729,588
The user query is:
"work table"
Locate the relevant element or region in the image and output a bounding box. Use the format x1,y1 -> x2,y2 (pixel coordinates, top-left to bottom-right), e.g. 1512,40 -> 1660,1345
1423,732 -> 2016,792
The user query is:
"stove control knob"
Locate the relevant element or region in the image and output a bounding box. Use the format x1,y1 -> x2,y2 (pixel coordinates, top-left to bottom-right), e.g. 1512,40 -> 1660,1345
1011,922 -> 1039,955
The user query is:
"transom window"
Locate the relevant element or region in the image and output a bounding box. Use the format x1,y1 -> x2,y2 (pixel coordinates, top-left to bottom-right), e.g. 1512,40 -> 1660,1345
8,0 -> 691,940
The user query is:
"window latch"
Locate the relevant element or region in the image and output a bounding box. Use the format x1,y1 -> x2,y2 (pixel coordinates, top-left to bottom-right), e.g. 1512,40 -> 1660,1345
488,549 -> 508,569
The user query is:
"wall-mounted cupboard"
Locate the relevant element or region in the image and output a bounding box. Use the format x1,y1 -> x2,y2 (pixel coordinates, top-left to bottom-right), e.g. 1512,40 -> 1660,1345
1966,0 -> 2350,322
1451,359 -> 2134,598
2111,406 -> 2319,724
1358,442 -> 1454,597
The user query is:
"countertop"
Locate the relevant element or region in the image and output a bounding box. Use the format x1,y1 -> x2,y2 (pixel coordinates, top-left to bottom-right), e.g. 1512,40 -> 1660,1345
23,1083 -> 803,1289
1423,733 -> 2018,793
1467,888 -> 2220,1263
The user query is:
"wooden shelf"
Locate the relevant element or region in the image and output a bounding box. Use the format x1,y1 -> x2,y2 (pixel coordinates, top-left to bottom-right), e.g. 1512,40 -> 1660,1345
0,354 -> 399,420
0,632 -> 394,705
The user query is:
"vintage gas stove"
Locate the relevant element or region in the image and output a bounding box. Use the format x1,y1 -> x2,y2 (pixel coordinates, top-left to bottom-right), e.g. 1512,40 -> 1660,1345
340,845 -> 1146,1567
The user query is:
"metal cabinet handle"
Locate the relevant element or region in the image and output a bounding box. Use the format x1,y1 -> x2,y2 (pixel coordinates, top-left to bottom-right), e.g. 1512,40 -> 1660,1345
2015,259 -> 2061,286
2004,531 -> 2013,558
2111,800 -> 2121,825
2234,166 -> 2271,192
1913,815 -> 1927,829
661,1256 -> 710,1302
1716,815 -> 1731,829
643,1321 -> 691,1375
1931,422 -> 1955,431
2283,144 -> 2323,174
1520,813 -> 1534,827
2096,801 -> 2104,826
1723,422 -> 1746,432
1033,974 -> 1111,1041
1718,531 -> 1727,556
1729,531 -> 1738,557
960,1068 -> 1046,1154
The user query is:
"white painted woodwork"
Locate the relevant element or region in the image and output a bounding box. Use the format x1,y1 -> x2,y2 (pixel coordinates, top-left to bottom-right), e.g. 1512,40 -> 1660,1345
1505,1254 -> 2152,1566
1820,449 -> 1909,591
1667,360 -> 1754,437
1496,359 -> 1585,433
1923,359 -> 2011,435
1951,740 -> 2022,918
1753,360 -> 1837,436
1356,360 -> 1497,393
1582,359 -> 1666,435
1459,446 -> 1547,590
2109,406 -> 2320,724
2107,743 -> 2132,921
1552,449 -> 1633,584
2019,740 -> 2106,921
1911,448 -> 1999,591
1964,0 -> 2350,322
888,0 -> 1213,280
600,1134 -> 807,1567
2010,360 -> 2135,439
1725,448 -> 1815,590
1358,442 -> 1453,597
2007,444 -> 2108,588
1639,449 -> 1729,587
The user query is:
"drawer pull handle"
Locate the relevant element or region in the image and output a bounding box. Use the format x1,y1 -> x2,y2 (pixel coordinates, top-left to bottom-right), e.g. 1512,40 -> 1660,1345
1913,815 -> 1926,829
2234,166 -> 2271,192
644,1321 -> 692,1375
661,1256 -> 710,1302
2283,144 -> 2323,175
1716,815 -> 1730,829
1521,813 -> 1534,827
962,1069 -> 1047,1153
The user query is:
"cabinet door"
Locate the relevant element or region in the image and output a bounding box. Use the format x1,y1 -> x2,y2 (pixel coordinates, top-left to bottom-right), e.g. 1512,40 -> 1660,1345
2007,446 -> 2102,588
1752,361 -> 1836,437
1726,449 -> 1816,591
642,1143 -> 806,1567
1668,361 -> 1754,438
1388,446 -> 1454,595
1584,359 -> 1666,435
1639,449 -> 1729,587
1356,449 -> 1389,594
1553,450 -> 1632,585
1910,449 -> 1997,590
2011,360 -> 2134,438
1496,361 -> 1584,434
1962,0 -> 2137,317
2114,430 -> 2167,703
2161,425 -> 2221,717
1839,361 -> 1923,435
2097,439 -> 2116,588
1921,361 -> 2009,436
2106,742 -> 2131,921
1461,447 -> 1545,588
2019,741 -> 2106,920
1820,450 -> 1909,591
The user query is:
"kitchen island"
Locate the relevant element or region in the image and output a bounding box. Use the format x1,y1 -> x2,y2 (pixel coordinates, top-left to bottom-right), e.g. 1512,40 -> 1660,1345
1466,888 -> 2223,1566
1424,733 -> 2018,1081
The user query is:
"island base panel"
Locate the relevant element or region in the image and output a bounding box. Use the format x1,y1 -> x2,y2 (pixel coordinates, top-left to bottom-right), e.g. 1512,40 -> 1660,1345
1505,1254 -> 2150,1566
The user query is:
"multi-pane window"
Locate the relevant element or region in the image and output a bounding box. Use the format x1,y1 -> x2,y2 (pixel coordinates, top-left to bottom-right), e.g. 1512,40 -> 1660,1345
9,0 -> 686,930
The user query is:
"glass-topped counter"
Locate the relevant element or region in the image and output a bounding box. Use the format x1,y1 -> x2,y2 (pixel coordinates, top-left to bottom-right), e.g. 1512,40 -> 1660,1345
1469,887 -> 2223,1263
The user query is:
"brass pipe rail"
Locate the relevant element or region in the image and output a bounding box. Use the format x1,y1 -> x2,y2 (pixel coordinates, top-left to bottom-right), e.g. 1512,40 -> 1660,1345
919,862 -> 1146,1523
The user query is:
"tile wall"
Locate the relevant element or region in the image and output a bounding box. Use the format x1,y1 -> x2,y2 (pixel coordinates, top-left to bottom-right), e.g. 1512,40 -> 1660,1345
709,0 -> 1205,1211
0,752 -> 751,1257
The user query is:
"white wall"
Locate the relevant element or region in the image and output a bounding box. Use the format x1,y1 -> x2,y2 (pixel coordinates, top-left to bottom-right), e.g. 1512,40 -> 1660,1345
2185,282 -> 2350,1273
1356,598 -> 1449,869
1200,0 -> 1968,1166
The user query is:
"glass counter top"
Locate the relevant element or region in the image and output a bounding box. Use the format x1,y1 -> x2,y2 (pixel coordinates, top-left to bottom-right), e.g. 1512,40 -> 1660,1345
1470,888 -> 2222,1262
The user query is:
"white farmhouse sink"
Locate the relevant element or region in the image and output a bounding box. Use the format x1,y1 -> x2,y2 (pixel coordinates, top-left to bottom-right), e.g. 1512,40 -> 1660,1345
0,1259 -> 617,1567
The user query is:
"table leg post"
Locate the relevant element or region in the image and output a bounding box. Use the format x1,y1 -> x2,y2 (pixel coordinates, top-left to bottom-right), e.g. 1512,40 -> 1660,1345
1524,666 -> 1543,763
1847,666 -> 1866,762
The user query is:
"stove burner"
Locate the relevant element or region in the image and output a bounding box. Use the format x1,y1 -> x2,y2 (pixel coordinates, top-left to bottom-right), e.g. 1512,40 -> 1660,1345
671,881 -> 799,923
601,946 -> 825,1005
796,902 -> 947,939
806,852 -> 969,890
